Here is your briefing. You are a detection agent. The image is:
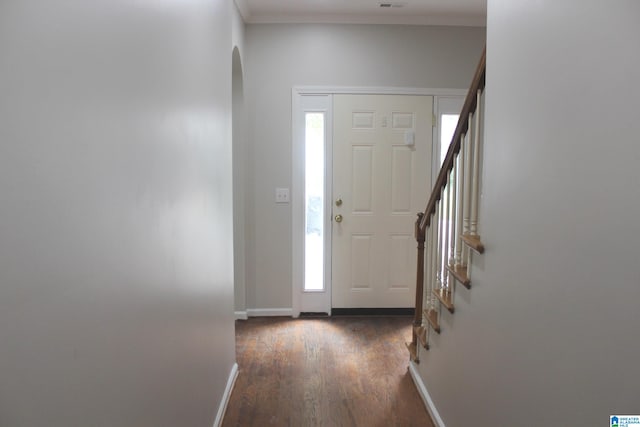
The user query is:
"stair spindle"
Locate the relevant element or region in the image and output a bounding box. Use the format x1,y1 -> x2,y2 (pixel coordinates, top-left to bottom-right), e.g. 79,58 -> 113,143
422,223 -> 432,321
442,185 -> 450,291
449,156 -> 458,272
430,205 -> 439,310
455,142 -> 465,267
436,194 -> 445,291
462,115 -> 473,267
469,90 -> 482,237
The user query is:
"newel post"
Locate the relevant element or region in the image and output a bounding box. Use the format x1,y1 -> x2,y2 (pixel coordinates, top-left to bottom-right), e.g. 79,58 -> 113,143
410,212 -> 426,362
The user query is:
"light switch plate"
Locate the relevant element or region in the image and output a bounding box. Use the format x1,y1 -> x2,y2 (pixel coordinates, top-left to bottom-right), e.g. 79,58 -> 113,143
404,130 -> 415,146
275,187 -> 290,203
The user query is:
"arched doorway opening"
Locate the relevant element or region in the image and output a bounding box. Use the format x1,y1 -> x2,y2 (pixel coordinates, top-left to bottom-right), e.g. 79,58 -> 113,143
232,46 -> 247,318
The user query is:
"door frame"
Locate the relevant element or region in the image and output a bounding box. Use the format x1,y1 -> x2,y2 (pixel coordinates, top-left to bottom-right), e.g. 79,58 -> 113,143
291,86 -> 467,318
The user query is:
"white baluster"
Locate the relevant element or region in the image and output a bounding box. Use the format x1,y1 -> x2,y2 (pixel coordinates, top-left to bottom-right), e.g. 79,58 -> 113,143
422,223 -> 431,319
434,200 -> 441,292
438,190 -> 446,291
430,206 -> 439,309
444,175 -> 454,290
445,184 -> 454,290
470,90 -> 482,237
449,149 -> 458,267
463,113 -> 474,275
462,114 -> 473,267
455,143 -> 465,267
448,166 -> 456,290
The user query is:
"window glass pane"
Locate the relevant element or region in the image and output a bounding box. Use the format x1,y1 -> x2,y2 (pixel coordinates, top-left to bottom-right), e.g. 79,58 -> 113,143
440,114 -> 459,166
304,113 -> 325,291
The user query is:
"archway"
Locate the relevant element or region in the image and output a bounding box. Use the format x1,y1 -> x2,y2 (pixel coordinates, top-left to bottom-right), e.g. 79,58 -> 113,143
232,46 -> 247,318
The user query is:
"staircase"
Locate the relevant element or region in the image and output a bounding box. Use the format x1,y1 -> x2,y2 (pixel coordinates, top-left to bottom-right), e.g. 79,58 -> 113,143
407,47 -> 486,362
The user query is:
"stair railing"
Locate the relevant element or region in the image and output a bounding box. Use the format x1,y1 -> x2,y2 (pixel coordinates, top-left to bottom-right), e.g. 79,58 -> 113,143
408,47 -> 486,362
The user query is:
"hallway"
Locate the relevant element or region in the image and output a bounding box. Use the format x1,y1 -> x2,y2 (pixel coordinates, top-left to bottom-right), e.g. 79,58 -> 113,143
223,316 -> 434,427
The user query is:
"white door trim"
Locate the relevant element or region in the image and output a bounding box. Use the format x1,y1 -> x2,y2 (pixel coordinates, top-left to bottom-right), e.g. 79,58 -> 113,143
294,86 -> 467,97
291,87 -> 467,318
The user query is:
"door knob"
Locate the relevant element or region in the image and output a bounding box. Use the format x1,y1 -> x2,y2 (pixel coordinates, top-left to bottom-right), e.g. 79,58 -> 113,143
334,214 -> 343,223
335,198 -> 343,207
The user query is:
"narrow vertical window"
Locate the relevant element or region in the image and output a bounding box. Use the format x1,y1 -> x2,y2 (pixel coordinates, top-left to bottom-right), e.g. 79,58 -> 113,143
440,113 -> 460,274
440,114 -> 459,166
304,113 -> 325,291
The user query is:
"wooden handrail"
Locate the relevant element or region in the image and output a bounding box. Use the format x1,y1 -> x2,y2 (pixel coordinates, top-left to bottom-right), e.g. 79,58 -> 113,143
419,46 -> 486,232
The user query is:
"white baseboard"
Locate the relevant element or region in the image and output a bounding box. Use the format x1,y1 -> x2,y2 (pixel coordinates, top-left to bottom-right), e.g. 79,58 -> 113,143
408,361 -> 446,427
246,308 -> 293,317
212,362 -> 238,427
234,311 -> 248,320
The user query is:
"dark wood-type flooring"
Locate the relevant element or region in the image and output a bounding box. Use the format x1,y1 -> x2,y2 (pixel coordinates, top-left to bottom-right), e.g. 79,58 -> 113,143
223,316 -> 434,427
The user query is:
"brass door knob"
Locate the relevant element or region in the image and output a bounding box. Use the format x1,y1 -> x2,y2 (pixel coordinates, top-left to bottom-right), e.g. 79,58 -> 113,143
334,214 -> 343,223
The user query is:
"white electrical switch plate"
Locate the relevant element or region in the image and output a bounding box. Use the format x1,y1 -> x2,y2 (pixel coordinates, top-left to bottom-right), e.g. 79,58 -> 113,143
275,187 -> 290,203
404,130 -> 415,146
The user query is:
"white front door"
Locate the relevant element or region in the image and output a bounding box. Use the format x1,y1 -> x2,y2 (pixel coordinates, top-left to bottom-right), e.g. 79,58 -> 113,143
332,95 -> 433,308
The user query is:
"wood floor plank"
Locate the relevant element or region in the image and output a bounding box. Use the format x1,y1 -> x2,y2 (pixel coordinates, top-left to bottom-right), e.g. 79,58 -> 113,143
223,316 -> 434,427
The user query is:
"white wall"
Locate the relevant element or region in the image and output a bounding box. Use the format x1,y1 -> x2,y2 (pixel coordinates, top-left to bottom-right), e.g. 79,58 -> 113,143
245,24 -> 486,310
416,1 -> 640,425
0,0 -> 236,425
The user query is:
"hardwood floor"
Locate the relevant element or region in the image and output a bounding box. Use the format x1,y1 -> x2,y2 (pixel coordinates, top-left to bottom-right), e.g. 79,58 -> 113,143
223,316 -> 434,427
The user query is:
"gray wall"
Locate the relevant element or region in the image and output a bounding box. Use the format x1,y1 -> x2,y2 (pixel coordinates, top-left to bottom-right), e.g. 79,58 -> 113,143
244,24 -> 486,310
416,1 -> 640,425
0,0 -> 237,425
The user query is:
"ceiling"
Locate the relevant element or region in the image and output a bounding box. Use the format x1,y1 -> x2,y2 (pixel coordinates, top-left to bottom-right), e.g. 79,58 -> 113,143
234,0 -> 487,26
